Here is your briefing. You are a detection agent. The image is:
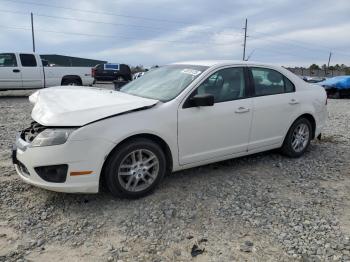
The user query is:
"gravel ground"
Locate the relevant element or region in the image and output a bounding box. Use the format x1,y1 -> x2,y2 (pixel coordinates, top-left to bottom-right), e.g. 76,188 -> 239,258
0,87 -> 349,262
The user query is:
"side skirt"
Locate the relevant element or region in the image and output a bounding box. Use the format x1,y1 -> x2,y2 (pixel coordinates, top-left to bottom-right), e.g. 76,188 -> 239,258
173,143 -> 281,172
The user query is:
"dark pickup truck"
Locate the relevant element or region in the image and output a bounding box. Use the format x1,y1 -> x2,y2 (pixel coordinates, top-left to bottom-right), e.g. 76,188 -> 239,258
92,63 -> 132,82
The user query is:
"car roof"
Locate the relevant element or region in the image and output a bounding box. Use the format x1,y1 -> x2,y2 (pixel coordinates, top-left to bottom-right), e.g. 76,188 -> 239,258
172,60 -> 305,88
172,60 -> 279,68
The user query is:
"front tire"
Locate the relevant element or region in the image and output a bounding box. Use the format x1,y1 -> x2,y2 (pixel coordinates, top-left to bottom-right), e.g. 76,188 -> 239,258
281,118 -> 312,158
104,138 -> 166,198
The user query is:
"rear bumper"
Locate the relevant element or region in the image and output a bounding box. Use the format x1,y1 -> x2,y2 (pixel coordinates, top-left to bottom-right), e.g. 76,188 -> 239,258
94,76 -> 116,81
13,134 -> 115,193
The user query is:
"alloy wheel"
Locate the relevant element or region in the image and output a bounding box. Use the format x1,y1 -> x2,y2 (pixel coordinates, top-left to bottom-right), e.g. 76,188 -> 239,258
291,123 -> 310,153
117,149 -> 160,192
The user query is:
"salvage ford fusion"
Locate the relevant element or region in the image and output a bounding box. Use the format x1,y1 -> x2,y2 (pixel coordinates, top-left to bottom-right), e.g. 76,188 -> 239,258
13,61 -> 327,198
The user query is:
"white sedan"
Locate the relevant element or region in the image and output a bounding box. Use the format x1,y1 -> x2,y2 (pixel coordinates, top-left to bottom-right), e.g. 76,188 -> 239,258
13,61 -> 327,198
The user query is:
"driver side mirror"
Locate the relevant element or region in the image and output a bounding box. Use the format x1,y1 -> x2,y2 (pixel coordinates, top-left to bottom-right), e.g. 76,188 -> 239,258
191,94 -> 214,107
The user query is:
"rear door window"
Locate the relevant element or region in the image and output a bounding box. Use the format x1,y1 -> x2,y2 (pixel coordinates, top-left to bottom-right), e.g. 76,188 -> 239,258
20,54 -> 37,67
0,53 -> 17,67
251,67 -> 295,96
284,76 -> 295,93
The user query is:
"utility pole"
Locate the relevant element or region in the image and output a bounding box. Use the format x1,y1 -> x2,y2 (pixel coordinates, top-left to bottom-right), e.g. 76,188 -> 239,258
326,51 -> 332,76
327,52 -> 332,68
31,12 -> 35,53
242,18 -> 247,61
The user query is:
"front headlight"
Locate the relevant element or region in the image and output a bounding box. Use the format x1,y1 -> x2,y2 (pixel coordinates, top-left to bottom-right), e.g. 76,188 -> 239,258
31,129 -> 76,147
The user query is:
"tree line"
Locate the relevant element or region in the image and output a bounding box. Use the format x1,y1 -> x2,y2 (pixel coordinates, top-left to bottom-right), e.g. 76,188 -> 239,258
308,63 -> 348,71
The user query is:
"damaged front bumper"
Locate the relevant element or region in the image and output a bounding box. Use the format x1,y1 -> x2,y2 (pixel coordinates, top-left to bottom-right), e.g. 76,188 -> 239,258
12,131 -> 114,193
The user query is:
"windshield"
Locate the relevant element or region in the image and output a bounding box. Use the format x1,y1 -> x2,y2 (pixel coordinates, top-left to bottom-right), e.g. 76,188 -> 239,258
120,65 -> 208,101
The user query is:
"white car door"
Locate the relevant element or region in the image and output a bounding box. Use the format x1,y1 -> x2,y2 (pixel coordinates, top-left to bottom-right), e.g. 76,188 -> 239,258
0,53 -> 22,89
178,67 -> 253,165
248,67 -> 301,150
19,54 -> 43,89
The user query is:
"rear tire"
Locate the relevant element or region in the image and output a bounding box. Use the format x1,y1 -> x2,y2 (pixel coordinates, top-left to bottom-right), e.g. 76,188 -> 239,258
104,138 -> 166,198
281,118 -> 312,158
62,78 -> 81,86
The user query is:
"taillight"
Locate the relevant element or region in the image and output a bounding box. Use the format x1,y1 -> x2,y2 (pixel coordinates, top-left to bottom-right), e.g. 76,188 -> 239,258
91,68 -> 96,77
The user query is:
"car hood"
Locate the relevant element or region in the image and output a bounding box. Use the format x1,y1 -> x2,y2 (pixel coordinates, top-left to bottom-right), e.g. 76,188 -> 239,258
29,86 -> 159,126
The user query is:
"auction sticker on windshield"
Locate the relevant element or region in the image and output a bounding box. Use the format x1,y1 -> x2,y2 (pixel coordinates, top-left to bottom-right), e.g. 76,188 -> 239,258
181,69 -> 202,76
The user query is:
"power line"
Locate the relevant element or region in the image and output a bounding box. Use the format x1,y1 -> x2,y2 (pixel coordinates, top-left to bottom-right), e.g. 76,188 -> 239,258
0,25 -> 193,43
249,35 -> 334,57
1,3 -> 349,60
251,47 -> 330,61
2,24 -> 347,61
249,35 -> 350,59
0,25 -> 242,47
250,30 -> 350,57
249,34 -> 329,53
0,2 -> 245,33
246,49 -> 255,61
251,30 -> 331,49
37,13 -> 241,37
235,19 -> 349,61
0,0 -> 195,25
0,9 -> 242,38
12,7 -> 339,53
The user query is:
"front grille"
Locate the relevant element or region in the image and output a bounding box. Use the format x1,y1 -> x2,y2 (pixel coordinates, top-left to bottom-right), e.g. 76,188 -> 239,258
20,121 -> 47,143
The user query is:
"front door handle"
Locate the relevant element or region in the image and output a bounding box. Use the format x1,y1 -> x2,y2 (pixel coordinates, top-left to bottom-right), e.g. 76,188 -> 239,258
235,107 -> 250,113
289,99 -> 299,105
13,69 -> 20,73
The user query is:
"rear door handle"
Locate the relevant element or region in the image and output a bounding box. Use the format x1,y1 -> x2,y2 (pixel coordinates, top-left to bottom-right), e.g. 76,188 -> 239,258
289,99 -> 299,105
13,69 -> 20,73
235,107 -> 250,113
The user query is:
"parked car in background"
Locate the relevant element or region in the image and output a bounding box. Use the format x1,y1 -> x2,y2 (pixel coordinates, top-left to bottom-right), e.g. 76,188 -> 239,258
302,76 -> 326,83
0,53 -> 94,90
133,71 -> 145,80
92,63 -> 132,82
13,61 -> 327,198
318,76 -> 350,98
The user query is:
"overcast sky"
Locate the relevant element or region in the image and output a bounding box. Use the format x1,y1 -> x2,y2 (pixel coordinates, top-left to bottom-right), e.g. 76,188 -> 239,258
1,0 -> 350,67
